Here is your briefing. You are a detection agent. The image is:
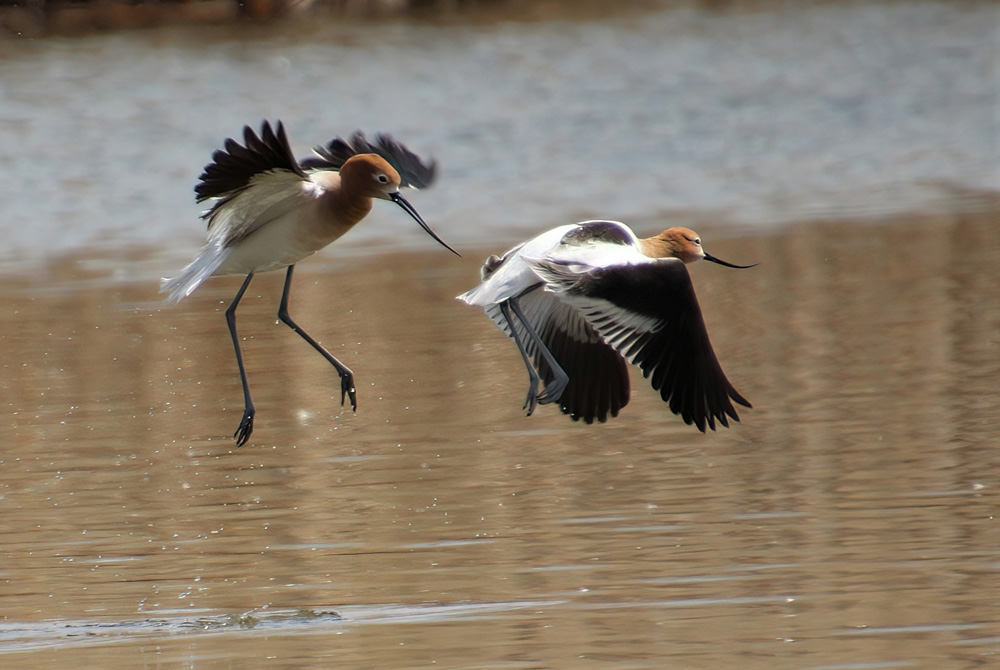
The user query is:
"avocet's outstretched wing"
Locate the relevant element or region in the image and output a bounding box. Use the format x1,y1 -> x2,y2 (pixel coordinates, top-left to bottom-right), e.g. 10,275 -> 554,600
162,121 -> 316,303
302,131 -> 437,190
529,257 -> 751,431
195,120 -> 316,247
484,290 -> 631,424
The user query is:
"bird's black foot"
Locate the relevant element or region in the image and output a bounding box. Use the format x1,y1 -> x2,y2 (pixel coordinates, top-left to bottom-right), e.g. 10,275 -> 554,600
537,374 -> 568,406
522,376 -> 541,416
234,407 -> 255,447
340,371 -> 357,412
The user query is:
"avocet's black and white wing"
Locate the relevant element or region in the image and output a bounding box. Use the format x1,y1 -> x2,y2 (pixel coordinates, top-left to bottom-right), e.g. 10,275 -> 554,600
301,131 -> 437,190
195,120 -> 315,247
528,257 -> 751,431
484,291 -> 631,424
458,223 -> 630,423
161,121 -> 317,303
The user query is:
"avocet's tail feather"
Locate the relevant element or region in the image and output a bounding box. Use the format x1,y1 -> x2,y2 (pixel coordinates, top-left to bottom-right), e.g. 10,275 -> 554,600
160,244 -> 230,303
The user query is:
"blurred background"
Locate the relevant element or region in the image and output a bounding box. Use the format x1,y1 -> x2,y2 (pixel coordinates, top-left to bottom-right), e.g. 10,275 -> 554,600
0,1 -> 998,668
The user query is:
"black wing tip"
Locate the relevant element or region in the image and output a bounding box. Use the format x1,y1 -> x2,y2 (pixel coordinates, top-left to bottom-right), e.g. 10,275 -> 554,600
646,358 -> 751,432
194,119 -> 302,203
419,156 -> 438,187
374,131 -> 438,188
672,392 -> 749,433
562,407 -> 615,425
563,410 -> 607,425
732,390 -> 753,409
301,130 -> 437,189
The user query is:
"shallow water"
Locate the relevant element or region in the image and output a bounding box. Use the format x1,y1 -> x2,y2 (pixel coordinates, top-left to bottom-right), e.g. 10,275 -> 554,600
2,0 -> 999,665
2,210 -> 999,668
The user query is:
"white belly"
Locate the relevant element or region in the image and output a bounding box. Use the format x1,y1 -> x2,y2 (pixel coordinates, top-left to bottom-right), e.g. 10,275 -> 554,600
214,208 -> 344,276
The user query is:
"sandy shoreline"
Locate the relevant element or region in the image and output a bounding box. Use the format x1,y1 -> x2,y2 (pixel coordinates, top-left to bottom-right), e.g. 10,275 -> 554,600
4,0 -> 672,37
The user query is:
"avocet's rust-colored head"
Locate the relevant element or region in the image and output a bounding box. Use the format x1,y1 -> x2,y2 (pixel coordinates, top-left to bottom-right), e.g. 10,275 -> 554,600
641,227 -> 706,263
339,153 -> 460,256
339,154 -> 402,200
641,227 -> 756,268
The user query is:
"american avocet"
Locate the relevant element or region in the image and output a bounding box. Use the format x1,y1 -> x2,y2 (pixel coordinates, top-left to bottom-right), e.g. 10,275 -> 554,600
162,120 -> 459,447
457,220 -> 754,430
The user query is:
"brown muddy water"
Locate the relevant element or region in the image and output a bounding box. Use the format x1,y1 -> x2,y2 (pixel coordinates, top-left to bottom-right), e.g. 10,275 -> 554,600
1,210 -> 998,668
1,0 -> 998,666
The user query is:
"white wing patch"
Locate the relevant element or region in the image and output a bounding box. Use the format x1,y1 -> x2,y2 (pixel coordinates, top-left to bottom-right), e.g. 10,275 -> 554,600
206,170 -> 316,247
559,296 -> 662,363
525,257 -> 663,364
483,287 -> 599,346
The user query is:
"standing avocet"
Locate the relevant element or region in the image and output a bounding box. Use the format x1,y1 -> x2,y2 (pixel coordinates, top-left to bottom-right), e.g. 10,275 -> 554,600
457,220 -> 753,430
162,120 -> 459,447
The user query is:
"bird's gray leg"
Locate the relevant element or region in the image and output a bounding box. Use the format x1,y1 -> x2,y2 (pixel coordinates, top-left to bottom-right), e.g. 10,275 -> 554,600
509,295 -> 569,404
499,300 -> 542,416
277,265 -> 358,412
226,272 -> 256,447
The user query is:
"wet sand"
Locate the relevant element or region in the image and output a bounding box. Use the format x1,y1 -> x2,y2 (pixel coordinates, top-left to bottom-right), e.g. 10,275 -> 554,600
1,207 -> 998,668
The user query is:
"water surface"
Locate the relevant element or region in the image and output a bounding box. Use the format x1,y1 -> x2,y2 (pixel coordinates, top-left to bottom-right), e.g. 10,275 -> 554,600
1,211 -> 998,668
0,0 -> 995,268
1,1 -> 998,666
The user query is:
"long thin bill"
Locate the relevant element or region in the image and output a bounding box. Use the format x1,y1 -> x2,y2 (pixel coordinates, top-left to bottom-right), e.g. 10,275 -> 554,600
704,252 -> 757,269
390,192 -> 461,257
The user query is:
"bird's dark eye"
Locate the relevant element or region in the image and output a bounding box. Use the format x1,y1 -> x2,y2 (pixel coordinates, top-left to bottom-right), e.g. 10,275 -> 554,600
376,174 -> 390,184
694,238 -> 701,245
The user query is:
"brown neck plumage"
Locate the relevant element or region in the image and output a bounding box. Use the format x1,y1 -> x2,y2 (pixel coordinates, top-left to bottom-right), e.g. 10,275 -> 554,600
638,235 -> 680,259
311,169 -> 375,235
325,187 -> 374,229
